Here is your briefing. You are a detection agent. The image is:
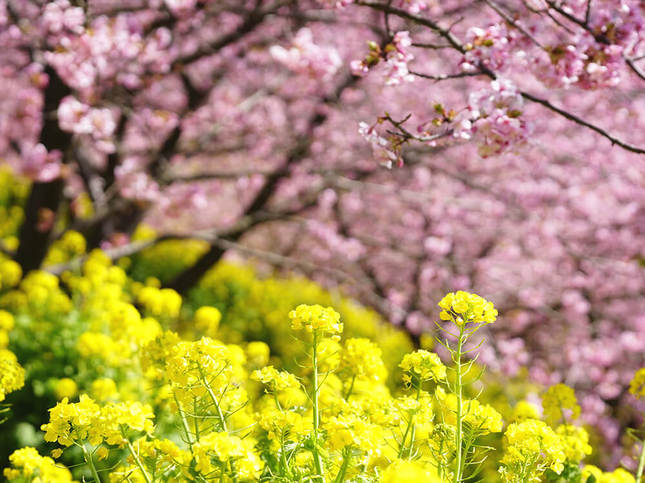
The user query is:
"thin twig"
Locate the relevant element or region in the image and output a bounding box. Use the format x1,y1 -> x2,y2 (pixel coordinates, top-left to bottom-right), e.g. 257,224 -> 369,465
520,91 -> 645,154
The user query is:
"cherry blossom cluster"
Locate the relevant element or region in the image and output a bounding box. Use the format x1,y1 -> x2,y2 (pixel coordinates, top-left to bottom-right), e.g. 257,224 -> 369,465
351,31 -> 415,85
58,97 -> 117,154
463,79 -> 529,158
44,12 -> 173,95
307,220 -> 366,262
270,28 -> 342,82
18,144 -> 63,183
461,23 -> 529,73
114,157 -> 161,204
41,0 -> 85,37
525,0 -> 644,89
531,36 -> 625,89
358,121 -> 403,168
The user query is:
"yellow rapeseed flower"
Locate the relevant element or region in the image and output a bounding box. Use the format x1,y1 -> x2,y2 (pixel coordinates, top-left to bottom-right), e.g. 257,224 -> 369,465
582,465 -> 636,483
194,306 -> 222,335
246,341 -> 270,368
629,367 -> 645,399
438,291 -> 497,328
381,459 -> 442,482
0,259 -> 22,290
0,349 -> 24,402
340,338 -> 387,382
91,378 -> 118,401
41,396 -> 154,448
500,419 -> 566,481
251,366 -> 300,392
0,310 -> 15,331
3,447 -> 74,482
289,304 -> 343,337
510,400 -> 540,422
54,378 -> 78,400
542,383 -> 581,424
556,424 -> 592,462
399,350 -> 447,384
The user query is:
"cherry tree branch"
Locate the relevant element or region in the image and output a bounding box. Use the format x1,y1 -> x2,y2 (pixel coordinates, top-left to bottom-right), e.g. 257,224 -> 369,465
356,0 -> 645,155
168,72 -> 359,293
410,70 -> 485,81
15,66 -> 72,273
520,91 -> 645,154
355,1 -> 466,53
543,0 -> 645,82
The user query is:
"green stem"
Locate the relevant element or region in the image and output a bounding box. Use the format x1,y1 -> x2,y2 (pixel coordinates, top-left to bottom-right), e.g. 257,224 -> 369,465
334,448 -> 351,483
274,392 -> 283,411
407,425 -> 417,458
280,430 -> 290,477
398,383 -> 421,458
343,375 -> 356,400
312,331 -> 325,482
636,438 -> 645,483
174,392 -> 194,451
200,373 -> 239,483
453,326 -> 465,483
125,437 -> 152,483
82,445 -> 102,483
398,418 -> 413,459
200,370 -> 228,432
193,397 -> 201,442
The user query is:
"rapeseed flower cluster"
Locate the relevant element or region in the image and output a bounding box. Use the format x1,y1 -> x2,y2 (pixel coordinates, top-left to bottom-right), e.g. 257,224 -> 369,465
435,387 -> 503,434
0,167 -> 28,251
2,270 -> 71,315
0,309 -> 14,348
399,349 -> 447,385
630,367 -> 645,399
192,432 -> 262,479
0,226 -> 642,483
556,424 -> 593,462
251,365 -> 300,391
339,337 -> 387,382
3,447 -> 74,482
499,383 -> 599,482
137,286 -> 182,319
54,378 -> 78,400
582,465 -> 638,482
245,340 -> 270,368
0,258 -> 21,291
289,303 -> 343,337
510,400 -> 540,421
43,230 -> 86,266
542,383 -> 582,424
193,305 -> 222,336
438,290 -> 498,329
499,419 -> 567,480
41,395 -> 154,447
0,348 -> 24,402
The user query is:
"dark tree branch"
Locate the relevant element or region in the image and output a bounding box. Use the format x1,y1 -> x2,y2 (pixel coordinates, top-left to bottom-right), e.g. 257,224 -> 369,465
411,70 -> 485,81
520,91 -> 645,154
168,73 -> 358,293
15,66 -> 72,273
333,193 -> 411,339
173,5 -> 274,67
356,1 -> 466,53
